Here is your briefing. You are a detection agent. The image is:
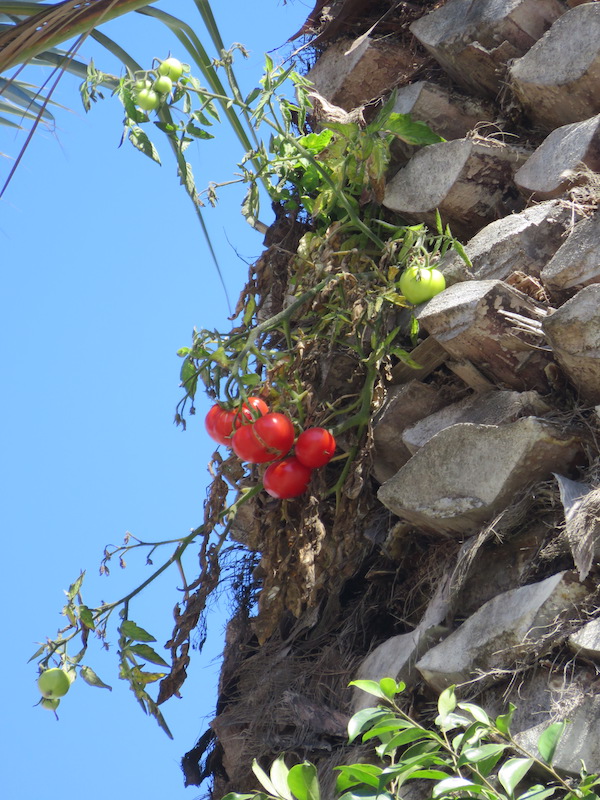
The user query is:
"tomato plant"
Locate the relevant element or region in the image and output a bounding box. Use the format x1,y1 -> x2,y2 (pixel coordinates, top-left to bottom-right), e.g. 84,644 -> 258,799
231,412 -> 295,463
135,88 -> 160,111
158,57 -> 184,81
399,266 -> 446,305
37,668 -> 71,699
295,428 -> 336,468
263,457 -> 312,499
153,75 -> 173,94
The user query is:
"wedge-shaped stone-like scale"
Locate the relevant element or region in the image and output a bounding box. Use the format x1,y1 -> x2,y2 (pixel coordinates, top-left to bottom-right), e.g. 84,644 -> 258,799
402,390 -> 550,454
410,0 -> 564,98
417,280 -> 551,392
569,617 -> 600,662
383,139 -> 527,240
416,572 -> 589,693
352,625 -> 449,712
509,4 -> 600,130
516,694 -> 600,776
392,81 -> 496,141
543,284 -> 600,403
378,417 -> 582,535
541,210 -> 600,297
514,115 -> 600,201
372,381 -> 449,484
306,37 -> 426,112
440,200 -> 572,285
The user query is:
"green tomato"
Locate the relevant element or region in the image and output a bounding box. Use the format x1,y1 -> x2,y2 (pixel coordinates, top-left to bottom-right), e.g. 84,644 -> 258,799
399,266 -> 446,305
41,697 -> 61,711
37,668 -> 70,699
153,75 -> 173,94
135,88 -> 160,111
158,57 -> 184,81
133,78 -> 152,92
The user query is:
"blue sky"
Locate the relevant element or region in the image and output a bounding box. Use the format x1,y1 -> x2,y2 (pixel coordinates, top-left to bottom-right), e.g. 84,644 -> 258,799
0,1 -> 309,797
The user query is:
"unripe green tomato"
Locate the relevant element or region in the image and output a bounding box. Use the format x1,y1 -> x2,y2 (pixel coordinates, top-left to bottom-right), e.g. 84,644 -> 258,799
158,57 -> 184,81
135,88 -> 160,111
399,266 -> 446,305
133,78 -> 152,92
41,697 -> 61,711
153,75 -> 173,94
37,668 -> 70,699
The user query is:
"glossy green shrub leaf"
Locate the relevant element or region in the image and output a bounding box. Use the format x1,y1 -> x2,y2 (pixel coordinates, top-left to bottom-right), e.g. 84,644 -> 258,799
287,763 -> 320,800
270,755 -> 293,800
347,707 -> 395,743
495,704 -> 516,736
461,744 -> 507,764
537,722 -> 566,764
437,686 -> 457,718
457,703 -> 490,726
498,758 -> 534,795
517,786 -> 558,800
336,764 -> 382,792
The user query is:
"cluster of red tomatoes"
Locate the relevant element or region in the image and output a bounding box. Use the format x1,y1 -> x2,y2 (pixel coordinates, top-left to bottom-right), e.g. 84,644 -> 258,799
205,397 -> 336,499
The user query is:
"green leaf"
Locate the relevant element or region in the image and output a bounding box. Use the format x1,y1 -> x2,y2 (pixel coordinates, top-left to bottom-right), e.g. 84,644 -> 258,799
436,712 -> 472,732
382,113 -> 444,146
348,680 -> 390,701
517,787 -> 558,800
537,722 -> 566,764
120,620 -> 157,642
495,704 -> 516,736
335,764 -> 382,792
461,744 -> 507,764
347,707 -> 394,743
378,678 -> 401,699
127,644 -> 169,667
80,665 -> 112,691
409,770 -> 452,781
498,758 -> 534,795
360,718 -> 412,742
28,644 -> 47,663
128,126 -> 161,163
298,130 -> 333,154
433,778 -> 479,797
339,791 -> 393,800
453,240 -> 473,269
380,727 -> 433,749
270,756 -> 293,800
252,760 -> 279,797
66,571 -> 85,600
287,762 -> 320,800
176,347 -> 191,357
457,703 -> 490,726
78,605 -> 95,630
438,686 -> 457,718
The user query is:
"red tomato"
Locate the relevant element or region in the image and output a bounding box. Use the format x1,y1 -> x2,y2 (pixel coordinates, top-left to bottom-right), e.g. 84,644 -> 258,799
263,457 -> 312,499
231,412 -> 295,463
295,427 -> 336,468
234,396 -> 269,427
231,423 -> 272,462
205,405 -> 234,445
205,397 -> 268,446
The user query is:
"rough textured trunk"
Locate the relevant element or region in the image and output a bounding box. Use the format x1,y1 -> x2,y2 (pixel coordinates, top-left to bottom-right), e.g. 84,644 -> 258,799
182,0 -> 600,793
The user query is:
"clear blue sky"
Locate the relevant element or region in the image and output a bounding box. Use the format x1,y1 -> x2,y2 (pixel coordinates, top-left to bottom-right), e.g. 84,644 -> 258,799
0,1 -> 308,797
